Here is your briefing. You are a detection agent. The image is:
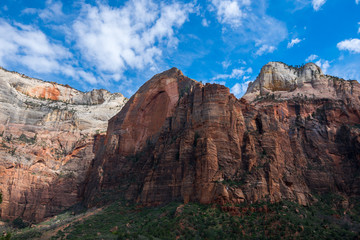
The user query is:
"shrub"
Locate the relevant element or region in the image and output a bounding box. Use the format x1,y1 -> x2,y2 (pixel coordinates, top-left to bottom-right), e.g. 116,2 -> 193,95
12,217 -> 29,229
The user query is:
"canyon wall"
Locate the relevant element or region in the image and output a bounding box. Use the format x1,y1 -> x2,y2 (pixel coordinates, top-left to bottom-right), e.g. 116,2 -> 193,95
84,63 -> 360,208
0,68 -> 127,222
1,62 -> 359,223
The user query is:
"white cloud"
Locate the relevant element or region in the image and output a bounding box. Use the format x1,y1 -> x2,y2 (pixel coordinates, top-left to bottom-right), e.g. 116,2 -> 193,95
305,54 -> 318,62
73,0 -> 193,76
221,60 -> 231,69
0,20 -> 70,71
328,57 -> 360,81
287,38 -> 302,48
337,38 -> 360,53
212,67 -> 252,80
356,0 -> 359,4
210,0 -> 287,50
312,0 -> 327,11
255,45 -> 276,56
202,18 -> 210,27
210,0 -> 250,27
231,81 -> 251,98
22,0 -> 64,22
315,59 -> 330,73
0,20 -> 100,85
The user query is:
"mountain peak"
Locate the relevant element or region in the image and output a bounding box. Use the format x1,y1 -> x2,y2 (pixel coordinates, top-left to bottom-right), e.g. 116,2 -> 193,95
243,61 -> 359,103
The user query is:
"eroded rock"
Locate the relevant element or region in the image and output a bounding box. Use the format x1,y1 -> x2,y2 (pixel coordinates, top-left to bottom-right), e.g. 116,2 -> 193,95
0,67 -> 127,222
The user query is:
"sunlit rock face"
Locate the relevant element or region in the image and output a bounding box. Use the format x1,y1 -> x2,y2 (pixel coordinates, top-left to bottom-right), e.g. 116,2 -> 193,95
83,63 -> 360,209
244,62 -> 360,105
0,67 -> 127,222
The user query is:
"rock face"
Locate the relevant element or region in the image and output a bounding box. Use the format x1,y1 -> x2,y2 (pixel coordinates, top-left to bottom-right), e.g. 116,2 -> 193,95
0,67 -> 127,222
244,62 -> 360,104
84,63 -> 360,208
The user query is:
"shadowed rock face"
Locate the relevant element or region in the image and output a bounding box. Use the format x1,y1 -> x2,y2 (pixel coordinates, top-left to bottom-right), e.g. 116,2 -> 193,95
84,63 -> 360,208
0,68 -> 127,222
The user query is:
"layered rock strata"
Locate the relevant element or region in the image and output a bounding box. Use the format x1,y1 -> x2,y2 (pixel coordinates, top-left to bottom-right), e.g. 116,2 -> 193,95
0,67 -> 127,222
84,63 -> 360,208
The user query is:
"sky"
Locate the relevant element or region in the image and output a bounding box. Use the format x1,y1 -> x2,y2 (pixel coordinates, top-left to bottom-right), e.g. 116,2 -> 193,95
0,0 -> 359,98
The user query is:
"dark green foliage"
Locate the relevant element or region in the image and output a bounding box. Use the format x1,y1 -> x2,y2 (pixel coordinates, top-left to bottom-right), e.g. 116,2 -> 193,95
9,147 -> 16,156
50,194 -> 360,240
349,123 -> 360,129
12,230 -> 42,240
179,85 -> 191,100
0,233 -> 11,240
12,218 -> 29,229
1,142 -> 10,148
4,134 -> 12,143
18,133 -> 37,144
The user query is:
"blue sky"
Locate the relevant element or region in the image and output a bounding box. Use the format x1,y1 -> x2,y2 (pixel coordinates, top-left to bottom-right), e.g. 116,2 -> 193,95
0,0 -> 359,98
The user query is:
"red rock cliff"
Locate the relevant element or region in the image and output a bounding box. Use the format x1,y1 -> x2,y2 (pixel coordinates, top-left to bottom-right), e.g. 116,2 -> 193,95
83,63 -> 360,207
0,67 -> 127,222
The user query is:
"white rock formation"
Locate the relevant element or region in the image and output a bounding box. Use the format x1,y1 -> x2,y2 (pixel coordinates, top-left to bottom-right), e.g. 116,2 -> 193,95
243,62 -> 359,103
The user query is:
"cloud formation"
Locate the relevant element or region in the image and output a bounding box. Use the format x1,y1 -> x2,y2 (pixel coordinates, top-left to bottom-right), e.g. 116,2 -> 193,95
255,45 -> 276,56
0,19 -> 102,85
212,67 -> 252,80
231,81 -> 251,98
22,0 -> 65,22
210,0 -> 251,27
315,59 -> 330,73
287,38 -> 302,48
0,20 -> 70,73
305,54 -> 318,62
312,0 -> 326,11
337,39 -> 360,53
210,0 -> 287,55
73,0 -> 193,78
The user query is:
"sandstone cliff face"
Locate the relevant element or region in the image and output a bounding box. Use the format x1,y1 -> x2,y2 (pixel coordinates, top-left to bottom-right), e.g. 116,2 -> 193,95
0,67 -> 127,222
84,63 -> 360,208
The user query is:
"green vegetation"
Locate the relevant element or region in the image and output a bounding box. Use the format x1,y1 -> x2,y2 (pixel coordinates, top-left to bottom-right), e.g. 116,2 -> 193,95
36,196 -> 357,239
11,230 -> 41,240
18,133 -> 37,144
12,218 -> 29,229
0,233 -> 11,240
179,85 -> 191,100
6,193 -> 359,240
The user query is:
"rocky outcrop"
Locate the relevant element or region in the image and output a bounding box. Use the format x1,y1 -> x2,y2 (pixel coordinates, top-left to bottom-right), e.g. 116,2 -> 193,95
244,62 -> 360,105
0,67 -> 127,222
84,63 -> 360,208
